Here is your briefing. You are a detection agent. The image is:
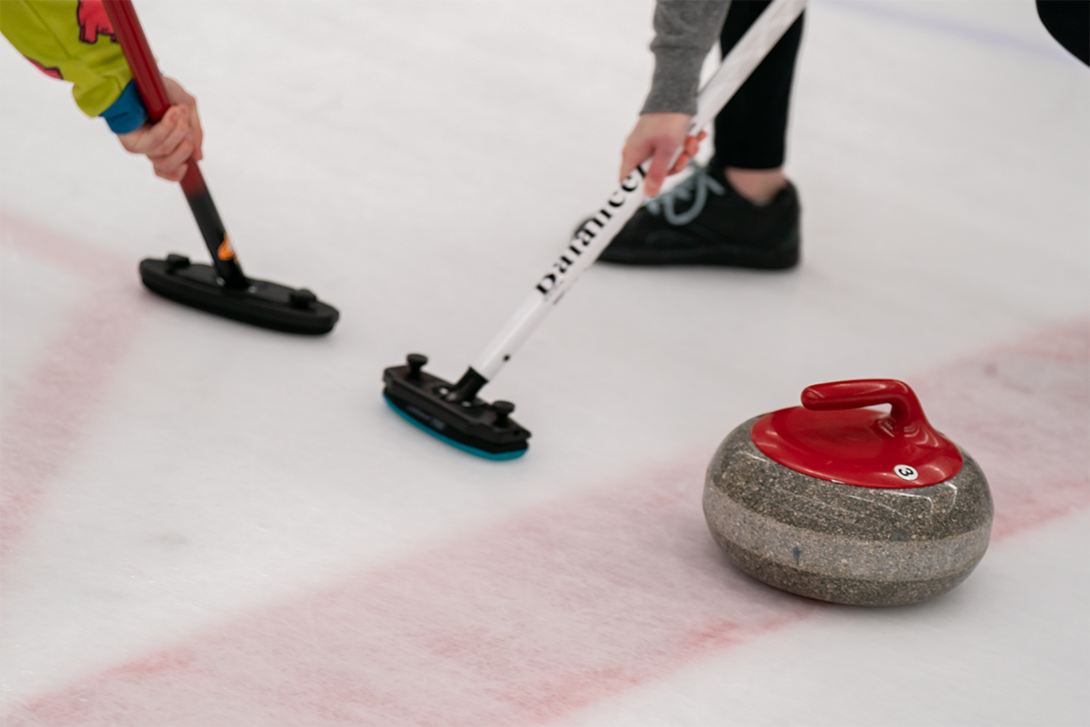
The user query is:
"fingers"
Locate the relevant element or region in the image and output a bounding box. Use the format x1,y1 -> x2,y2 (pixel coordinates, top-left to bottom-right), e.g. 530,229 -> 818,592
190,109 -> 203,162
643,138 -> 677,198
154,161 -> 188,183
617,113 -> 697,197
153,107 -> 191,158
116,96 -> 201,181
150,138 -> 193,181
643,129 -> 708,195
164,77 -> 203,162
666,138 -> 696,176
130,105 -> 192,180
623,133 -> 687,196
666,131 -> 708,176
118,104 -> 182,155
667,155 -> 690,177
619,140 -> 651,186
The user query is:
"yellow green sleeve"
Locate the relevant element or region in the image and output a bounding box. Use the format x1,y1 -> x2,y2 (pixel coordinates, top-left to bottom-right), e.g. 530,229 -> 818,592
0,0 -> 133,118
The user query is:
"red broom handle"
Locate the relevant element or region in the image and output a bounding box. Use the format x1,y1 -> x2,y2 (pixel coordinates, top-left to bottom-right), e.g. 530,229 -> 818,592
103,0 -> 201,196
102,0 -> 246,285
102,0 -> 170,120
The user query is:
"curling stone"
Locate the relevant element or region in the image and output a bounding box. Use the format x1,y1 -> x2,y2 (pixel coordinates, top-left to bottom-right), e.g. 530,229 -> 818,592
704,379 -> 992,606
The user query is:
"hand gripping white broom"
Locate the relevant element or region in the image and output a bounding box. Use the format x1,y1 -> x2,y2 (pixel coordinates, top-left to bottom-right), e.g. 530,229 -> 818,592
383,0 -> 808,459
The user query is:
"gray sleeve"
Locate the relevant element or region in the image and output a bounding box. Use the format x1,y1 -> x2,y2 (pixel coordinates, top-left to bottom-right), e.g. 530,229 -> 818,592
640,0 -> 731,115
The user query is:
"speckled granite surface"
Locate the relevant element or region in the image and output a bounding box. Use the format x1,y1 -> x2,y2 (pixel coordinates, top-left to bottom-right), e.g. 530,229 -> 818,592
704,416 -> 993,606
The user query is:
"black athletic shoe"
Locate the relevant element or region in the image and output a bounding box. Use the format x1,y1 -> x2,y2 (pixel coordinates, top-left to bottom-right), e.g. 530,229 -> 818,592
597,163 -> 800,269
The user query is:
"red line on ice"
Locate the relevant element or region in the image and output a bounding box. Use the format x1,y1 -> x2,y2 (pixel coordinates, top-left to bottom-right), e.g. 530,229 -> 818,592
0,213 -> 148,574
913,320 -> 1090,540
8,456 -> 814,727
5,321 -> 1088,726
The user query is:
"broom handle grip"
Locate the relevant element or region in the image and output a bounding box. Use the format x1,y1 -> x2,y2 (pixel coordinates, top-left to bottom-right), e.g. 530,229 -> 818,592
102,0 -> 246,286
470,0 -> 807,380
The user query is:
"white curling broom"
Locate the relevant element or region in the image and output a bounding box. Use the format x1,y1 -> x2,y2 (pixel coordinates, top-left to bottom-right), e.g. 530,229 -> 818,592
383,0 -> 809,460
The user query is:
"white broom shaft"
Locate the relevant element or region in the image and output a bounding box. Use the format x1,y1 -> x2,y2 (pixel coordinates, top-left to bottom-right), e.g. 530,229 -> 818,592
690,0 -> 807,131
472,0 -> 806,380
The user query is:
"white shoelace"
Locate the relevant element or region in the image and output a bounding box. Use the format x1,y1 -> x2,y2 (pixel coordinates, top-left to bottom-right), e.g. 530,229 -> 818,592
645,163 -> 726,226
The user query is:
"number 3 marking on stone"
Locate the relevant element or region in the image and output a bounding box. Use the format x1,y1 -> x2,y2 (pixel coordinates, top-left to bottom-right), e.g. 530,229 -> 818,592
894,464 -> 918,481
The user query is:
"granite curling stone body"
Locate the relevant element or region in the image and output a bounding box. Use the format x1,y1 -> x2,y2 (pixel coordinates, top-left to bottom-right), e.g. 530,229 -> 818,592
704,379 -> 992,606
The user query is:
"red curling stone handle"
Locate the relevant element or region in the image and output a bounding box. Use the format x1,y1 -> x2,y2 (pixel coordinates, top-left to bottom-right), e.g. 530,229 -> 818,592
801,379 -> 926,430
751,378 -> 963,488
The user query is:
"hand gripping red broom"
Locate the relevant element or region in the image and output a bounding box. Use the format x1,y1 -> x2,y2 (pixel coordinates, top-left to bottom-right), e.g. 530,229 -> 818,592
103,0 -> 339,334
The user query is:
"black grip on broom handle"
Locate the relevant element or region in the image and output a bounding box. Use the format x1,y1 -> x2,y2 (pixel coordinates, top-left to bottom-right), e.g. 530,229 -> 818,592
103,0 -> 247,287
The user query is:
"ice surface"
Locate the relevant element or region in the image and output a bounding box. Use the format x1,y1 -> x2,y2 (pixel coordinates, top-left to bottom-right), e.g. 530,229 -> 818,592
1,1 -> 1087,725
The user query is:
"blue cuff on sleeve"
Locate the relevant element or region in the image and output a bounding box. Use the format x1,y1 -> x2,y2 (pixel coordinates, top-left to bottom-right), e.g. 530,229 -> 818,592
100,80 -> 148,134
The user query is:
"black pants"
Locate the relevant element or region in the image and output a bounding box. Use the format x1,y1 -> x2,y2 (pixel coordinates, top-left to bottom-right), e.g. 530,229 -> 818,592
1037,0 -> 1089,65
712,1 -> 805,171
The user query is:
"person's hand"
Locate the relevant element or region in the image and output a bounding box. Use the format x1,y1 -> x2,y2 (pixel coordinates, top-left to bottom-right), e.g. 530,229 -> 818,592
619,112 -> 707,197
118,77 -> 203,182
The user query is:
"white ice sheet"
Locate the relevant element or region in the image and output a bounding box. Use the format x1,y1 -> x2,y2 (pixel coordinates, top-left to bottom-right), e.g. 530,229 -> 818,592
1,1 -> 1087,725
